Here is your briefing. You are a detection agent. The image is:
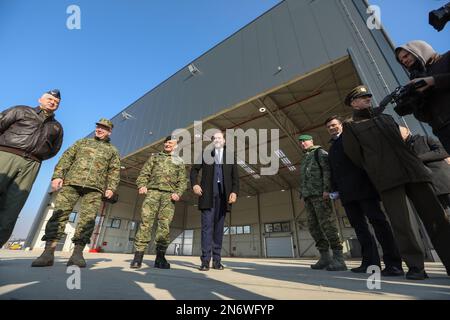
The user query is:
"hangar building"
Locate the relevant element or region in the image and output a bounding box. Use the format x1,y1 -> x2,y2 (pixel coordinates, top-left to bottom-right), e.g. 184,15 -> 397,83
27,0 -> 435,260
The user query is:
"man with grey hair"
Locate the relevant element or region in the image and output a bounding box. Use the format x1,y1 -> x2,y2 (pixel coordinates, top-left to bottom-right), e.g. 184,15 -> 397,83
190,131 -> 239,271
0,89 -> 64,247
399,126 -> 450,216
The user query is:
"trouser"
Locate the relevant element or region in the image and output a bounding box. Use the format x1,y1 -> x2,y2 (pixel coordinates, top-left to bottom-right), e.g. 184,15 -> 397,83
0,151 -> 40,247
437,194 -> 450,218
435,124 -> 450,155
201,192 -> 227,264
42,185 -> 103,245
305,196 -> 343,251
380,182 -> 450,272
134,190 -> 175,252
344,198 -> 402,268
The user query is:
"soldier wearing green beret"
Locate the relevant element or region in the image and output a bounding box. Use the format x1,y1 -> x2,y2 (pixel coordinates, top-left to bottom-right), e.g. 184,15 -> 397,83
298,134 -> 347,271
32,118 -> 121,268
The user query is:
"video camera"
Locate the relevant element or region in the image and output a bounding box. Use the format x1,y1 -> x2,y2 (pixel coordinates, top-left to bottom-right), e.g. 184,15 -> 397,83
429,2 -> 450,31
379,79 -> 427,116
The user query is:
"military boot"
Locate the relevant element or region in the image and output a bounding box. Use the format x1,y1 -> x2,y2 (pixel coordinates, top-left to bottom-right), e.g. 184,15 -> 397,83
310,250 -> 332,270
67,244 -> 87,268
31,241 -> 57,267
154,247 -> 170,269
130,251 -> 144,269
326,249 -> 348,271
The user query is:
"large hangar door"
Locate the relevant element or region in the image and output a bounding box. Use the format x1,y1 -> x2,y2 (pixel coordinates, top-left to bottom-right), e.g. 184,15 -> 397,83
265,236 -> 294,258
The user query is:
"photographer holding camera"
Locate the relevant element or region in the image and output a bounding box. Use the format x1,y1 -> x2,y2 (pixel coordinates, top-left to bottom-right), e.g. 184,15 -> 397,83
395,40 -> 450,154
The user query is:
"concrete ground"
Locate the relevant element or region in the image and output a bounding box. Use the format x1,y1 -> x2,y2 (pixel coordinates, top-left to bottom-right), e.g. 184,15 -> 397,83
1,249 -> 449,300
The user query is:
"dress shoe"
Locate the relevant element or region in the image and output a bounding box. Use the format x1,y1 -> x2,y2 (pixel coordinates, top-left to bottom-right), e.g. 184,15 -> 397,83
381,266 -> 404,277
406,267 -> 428,280
199,264 -> 210,271
350,265 -> 370,273
213,262 -> 225,270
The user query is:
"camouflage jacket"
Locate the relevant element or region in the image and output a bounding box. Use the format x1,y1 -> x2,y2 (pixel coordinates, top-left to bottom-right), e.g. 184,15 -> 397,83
299,146 -> 332,199
137,151 -> 187,196
52,137 -> 121,193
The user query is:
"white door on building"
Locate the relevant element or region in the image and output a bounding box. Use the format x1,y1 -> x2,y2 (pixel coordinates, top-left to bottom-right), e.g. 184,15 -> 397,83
265,236 -> 294,258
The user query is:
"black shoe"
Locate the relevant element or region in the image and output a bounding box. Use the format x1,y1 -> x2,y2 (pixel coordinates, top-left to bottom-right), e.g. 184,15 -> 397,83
130,251 -> 144,269
351,265 -> 369,273
381,266 -> 404,277
154,247 -> 170,269
213,262 -> 224,270
199,264 -> 210,271
406,267 -> 428,280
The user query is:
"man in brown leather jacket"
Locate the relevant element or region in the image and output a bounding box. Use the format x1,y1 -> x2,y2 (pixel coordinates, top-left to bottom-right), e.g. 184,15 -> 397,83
0,89 -> 63,247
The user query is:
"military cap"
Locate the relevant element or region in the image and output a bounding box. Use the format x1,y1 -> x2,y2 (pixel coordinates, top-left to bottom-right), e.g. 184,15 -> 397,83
298,134 -> 313,141
46,89 -> 61,100
344,85 -> 372,106
164,135 -> 178,143
96,118 -> 113,130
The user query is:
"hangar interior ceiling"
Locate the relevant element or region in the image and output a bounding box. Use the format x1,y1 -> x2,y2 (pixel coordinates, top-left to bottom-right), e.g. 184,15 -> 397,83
119,56 -> 360,205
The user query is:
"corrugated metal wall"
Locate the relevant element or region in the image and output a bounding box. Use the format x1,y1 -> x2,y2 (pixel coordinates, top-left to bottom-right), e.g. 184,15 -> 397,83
108,0 -> 418,157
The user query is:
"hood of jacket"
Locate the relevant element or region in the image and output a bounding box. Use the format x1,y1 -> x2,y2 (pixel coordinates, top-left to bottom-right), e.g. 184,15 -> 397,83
395,40 -> 440,75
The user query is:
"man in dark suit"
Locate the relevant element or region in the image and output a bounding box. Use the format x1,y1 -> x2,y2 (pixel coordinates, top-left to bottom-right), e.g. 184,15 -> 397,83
190,131 -> 239,271
399,126 -> 450,215
326,115 -> 403,276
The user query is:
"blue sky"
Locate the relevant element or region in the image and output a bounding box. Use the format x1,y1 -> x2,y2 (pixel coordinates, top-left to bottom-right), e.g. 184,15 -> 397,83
1,0 -> 449,239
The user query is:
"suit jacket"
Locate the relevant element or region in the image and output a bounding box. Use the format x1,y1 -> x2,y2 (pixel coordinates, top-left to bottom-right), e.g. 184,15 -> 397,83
328,135 -> 379,205
190,147 -> 239,212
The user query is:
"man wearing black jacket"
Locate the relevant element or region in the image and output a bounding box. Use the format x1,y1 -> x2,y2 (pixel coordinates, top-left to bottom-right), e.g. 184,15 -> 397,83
326,115 -> 403,276
342,85 -> 450,280
190,131 -> 239,271
399,126 -> 450,215
0,89 -> 63,247
395,40 -> 450,153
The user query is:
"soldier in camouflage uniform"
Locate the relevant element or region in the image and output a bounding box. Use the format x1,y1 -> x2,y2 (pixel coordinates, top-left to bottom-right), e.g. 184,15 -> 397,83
32,118 -> 121,268
298,134 -> 347,271
130,135 -> 187,269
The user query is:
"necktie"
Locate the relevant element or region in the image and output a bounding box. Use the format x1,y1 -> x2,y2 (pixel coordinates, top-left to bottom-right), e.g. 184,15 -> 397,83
215,149 -> 222,164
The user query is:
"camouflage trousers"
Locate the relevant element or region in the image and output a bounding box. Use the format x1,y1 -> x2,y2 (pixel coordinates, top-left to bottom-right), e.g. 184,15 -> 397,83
134,189 -> 175,252
42,185 -> 103,245
305,196 -> 342,251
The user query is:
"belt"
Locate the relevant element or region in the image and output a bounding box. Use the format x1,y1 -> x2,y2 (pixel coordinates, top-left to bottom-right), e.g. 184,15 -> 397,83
0,146 -> 42,163
148,188 -> 173,193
